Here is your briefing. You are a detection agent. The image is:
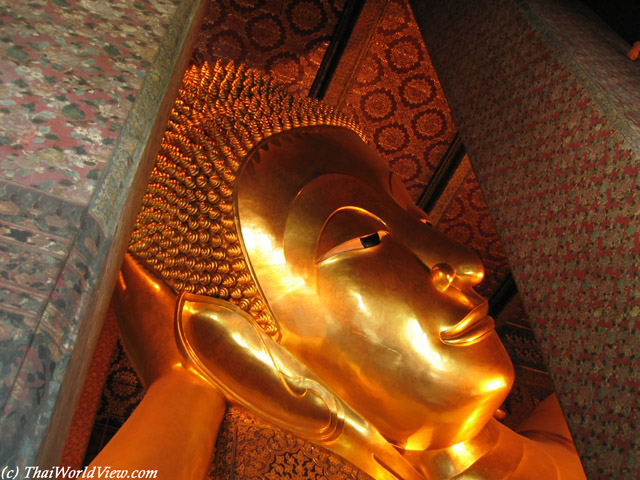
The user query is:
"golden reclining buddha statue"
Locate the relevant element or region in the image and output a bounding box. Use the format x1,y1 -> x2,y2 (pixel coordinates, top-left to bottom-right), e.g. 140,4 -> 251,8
93,61 -> 586,479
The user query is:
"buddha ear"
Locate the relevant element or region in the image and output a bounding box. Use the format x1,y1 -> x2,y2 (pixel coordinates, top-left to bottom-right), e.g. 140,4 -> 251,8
174,292 -> 344,438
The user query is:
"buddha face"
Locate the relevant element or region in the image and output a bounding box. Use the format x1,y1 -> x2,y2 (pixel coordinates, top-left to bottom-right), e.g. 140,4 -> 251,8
237,126 -> 514,450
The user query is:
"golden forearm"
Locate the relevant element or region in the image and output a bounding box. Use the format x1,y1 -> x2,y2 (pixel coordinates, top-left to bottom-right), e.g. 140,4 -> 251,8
89,366 -> 225,480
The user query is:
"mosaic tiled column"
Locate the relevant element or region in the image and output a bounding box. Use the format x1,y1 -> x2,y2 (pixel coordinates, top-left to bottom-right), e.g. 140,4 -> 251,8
410,0 -> 640,478
0,0 -> 207,468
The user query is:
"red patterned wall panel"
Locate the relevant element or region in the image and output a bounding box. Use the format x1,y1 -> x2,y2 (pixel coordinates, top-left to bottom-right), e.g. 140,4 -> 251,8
325,0 -> 457,201
412,0 -> 640,476
192,0 -> 346,96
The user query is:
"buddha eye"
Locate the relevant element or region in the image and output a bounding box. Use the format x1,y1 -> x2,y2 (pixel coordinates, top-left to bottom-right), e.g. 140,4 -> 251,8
359,232 -> 381,248
317,231 -> 387,263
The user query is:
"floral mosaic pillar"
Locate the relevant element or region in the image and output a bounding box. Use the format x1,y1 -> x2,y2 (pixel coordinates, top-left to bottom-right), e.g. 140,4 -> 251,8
410,0 -> 640,478
0,0 -> 207,468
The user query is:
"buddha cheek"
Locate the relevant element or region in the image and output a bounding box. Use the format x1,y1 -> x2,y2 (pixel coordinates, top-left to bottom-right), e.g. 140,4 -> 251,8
314,251 -> 514,449
313,253 -> 447,436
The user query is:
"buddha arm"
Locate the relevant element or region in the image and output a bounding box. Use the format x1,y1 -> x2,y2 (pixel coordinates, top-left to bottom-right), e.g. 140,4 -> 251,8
88,366 -> 225,480
89,255 -> 225,479
176,293 -> 425,480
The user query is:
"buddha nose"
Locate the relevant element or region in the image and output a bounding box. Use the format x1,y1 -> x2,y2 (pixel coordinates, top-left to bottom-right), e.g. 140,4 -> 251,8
392,206 -> 486,288
448,249 -> 485,288
411,226 -> 485,288
431,263 -> 456,291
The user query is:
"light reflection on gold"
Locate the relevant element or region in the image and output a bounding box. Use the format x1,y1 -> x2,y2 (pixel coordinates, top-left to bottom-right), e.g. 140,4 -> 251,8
241,225 -> 307,298
404,431 -> 434,452
405,318 -> 445,372
450,442 -> 477,467
460,407 -> 483,434
352,292 -> 370,316
241,227 -> 285,265
229,331 -> 273,366
481,378 -> 508,393
183,364 -> 212,386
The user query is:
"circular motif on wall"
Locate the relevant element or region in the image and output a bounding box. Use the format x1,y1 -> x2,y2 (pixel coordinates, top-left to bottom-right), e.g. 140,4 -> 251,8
107,375 -> 140,404
385,37 -> 424,73
442,221 -> 474,246
266,52 -> 305,90
247,13 -> 286,52
360,88 -> 397,122
411,108 -> 447,141
229,0 -> 267,13
378,0 -> 410,36
486,237 -> 507,263
389,154 -> 422,183
355,56 -> 384,86
399,74 -> 436,107
286,0 -> 327,35
199,5 -> 224,30
440,197 -> 464,222
425,140 -> 450,170
201,31 -> 247,65
373,122 -> 409,155
468,182 -> 488,212
478,211 -> 498,238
